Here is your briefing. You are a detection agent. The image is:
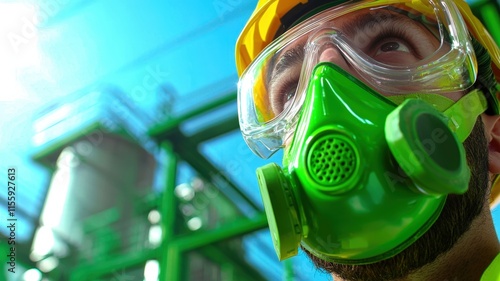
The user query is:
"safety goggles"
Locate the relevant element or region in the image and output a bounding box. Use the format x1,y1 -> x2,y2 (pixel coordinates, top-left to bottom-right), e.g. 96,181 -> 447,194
238,0 -> 477,158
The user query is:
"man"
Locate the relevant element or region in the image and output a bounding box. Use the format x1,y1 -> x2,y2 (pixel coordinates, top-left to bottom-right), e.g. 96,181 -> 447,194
235,0 -> 500,280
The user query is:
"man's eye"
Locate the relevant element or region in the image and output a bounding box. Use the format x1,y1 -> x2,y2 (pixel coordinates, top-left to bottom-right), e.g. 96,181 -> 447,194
376,40 -> 411,54
282,89 -> 296,110
271,80 -> 298,115
369,36 -> 420,65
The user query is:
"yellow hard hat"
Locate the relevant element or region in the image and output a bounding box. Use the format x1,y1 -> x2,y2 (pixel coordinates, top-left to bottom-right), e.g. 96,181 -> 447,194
235,0 -> 500,82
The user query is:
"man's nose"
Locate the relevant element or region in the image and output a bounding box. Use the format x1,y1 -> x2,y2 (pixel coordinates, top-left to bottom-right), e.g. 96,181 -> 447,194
318,45 -> 351,73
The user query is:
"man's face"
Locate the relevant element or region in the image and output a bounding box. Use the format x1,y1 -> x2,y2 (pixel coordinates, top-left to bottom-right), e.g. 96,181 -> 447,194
267,5 -> 490,280
303,117 -> 489,280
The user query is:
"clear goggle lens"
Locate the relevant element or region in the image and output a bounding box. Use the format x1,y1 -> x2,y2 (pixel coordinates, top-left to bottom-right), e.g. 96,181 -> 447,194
238,0 -> 477,158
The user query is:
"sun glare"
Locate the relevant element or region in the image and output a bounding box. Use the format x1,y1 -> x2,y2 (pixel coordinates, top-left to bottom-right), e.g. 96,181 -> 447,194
0,2 -> 41,102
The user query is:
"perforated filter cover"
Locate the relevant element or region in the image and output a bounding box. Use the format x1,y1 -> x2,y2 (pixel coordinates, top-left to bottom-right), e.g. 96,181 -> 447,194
307,134 -> 358,188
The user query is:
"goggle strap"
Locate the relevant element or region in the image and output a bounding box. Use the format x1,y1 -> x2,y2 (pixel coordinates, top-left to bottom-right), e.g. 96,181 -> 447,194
444,89 -> 488,142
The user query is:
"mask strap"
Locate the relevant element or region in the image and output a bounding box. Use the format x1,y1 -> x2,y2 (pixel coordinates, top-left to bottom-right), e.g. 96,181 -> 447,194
443,89 -> 488,142
387,90 -> 488,143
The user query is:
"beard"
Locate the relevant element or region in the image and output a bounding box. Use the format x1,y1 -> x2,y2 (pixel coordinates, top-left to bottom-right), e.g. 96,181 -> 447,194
303,117 -> 490,281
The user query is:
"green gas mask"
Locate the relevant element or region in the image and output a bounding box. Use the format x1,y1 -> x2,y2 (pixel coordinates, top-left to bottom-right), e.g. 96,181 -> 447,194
256,62 -> 488,264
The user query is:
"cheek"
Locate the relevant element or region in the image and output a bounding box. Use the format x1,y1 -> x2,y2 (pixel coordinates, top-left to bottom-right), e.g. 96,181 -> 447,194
372,51 -> 420,66
441,91 -> 465,101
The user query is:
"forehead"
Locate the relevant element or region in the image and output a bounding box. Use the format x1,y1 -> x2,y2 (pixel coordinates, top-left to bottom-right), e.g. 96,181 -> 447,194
274,7 -> 432,56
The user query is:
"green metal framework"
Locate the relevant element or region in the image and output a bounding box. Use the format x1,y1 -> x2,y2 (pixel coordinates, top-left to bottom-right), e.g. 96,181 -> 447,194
66,93 -> 273,281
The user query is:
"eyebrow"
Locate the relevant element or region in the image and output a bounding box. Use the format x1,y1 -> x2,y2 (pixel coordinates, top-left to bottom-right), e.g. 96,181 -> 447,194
340,10 -> 414,38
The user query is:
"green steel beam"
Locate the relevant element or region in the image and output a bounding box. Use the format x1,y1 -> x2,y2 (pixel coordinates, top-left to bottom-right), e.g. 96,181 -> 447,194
175,140 -> 261,212
171,212 -> 267,251
188,113 -> 239,144
159,141 -> 178,241
284,259 -> 295,281
159,141 -> 179,281
165,212 -> 268,281
82,208 -> 121,233
148,92 -> 236,140
198,245 -> 267,281
164,244 -> 183,281
156,126 -> 260,213
134,192 -> 162,215
69,248 -> 157,281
